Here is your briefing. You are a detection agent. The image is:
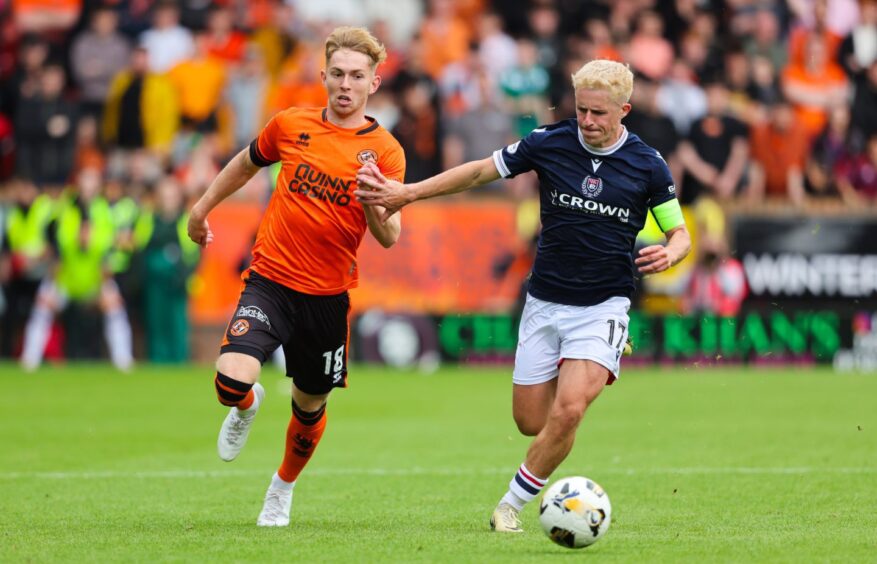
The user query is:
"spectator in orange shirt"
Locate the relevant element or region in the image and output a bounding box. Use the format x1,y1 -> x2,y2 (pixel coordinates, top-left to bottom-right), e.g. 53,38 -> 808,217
749,99 -> 812,204
787,0 -> 843,66
12,0 -> 80,34
628,10 -> 675,81
419,0 -> 470,79
168,32 -> 226,135
583,19 -> 623,63
782,35 -> 849,138
204,6 -> 247,65
267,41 -> 327,115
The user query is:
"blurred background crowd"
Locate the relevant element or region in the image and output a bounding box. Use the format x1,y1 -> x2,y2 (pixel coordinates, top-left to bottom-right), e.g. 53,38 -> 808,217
1,0 -> 876,366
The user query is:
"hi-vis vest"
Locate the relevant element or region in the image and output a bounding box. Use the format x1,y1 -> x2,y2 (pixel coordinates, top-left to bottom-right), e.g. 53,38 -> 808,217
56,198 -> 115,300
108,196 -> 143,274
6,195 -> 55,258
136,210 -> 200,267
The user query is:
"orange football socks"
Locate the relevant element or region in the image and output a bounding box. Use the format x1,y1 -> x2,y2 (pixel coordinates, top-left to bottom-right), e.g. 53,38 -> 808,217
277,401 -> 327,483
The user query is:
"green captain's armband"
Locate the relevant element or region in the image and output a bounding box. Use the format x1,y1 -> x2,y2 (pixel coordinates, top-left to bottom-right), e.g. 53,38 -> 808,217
650,199 -> 685,232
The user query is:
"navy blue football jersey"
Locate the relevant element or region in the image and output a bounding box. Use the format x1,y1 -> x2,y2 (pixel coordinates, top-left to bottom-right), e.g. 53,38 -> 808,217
493,119 -> 678,306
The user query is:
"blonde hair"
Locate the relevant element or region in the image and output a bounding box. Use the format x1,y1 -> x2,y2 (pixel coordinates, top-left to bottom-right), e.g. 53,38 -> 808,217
571,60 -> 634,105
325,26 -> 387,69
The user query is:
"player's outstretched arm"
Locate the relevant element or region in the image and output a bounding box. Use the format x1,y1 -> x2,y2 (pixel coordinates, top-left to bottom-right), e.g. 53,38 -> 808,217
355,157 -> 500,218
635,225 -> 691,274
188,148 -> 261,247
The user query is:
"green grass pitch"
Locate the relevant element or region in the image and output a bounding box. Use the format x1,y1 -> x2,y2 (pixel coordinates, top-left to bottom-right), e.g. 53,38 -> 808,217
2,363 -> 876,562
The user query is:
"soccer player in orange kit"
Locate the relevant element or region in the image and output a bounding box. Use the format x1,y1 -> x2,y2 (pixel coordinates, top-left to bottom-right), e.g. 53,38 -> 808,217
187,26 -> 405,526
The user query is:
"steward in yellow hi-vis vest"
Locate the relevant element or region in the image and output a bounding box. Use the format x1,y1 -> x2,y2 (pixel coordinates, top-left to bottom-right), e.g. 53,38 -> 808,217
19,166 -> 134,372
0,179 -> 57,357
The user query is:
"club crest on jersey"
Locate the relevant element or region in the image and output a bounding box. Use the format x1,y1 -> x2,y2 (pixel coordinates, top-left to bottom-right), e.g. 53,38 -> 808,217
582,175 -> 603,198
229,319 -> 250,337
356,149 -> 378,165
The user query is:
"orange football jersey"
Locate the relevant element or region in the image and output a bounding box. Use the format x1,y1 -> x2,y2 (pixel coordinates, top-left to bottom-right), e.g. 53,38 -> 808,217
248,107 -> 405,295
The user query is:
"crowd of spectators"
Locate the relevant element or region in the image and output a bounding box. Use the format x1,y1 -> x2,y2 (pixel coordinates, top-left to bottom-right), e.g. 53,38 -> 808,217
1,0 -> 877,361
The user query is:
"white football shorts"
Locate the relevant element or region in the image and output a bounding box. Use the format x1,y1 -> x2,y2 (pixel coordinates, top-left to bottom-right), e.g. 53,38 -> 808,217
513,293 -> 631,385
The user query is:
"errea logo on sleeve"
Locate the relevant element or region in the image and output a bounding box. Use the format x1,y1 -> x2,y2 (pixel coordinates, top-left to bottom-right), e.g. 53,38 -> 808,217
668,185 -> 676,193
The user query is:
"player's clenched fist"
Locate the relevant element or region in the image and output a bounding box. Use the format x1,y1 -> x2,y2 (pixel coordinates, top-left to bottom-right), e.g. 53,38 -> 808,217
355,162 -> 409,214
187,210 -> 214,248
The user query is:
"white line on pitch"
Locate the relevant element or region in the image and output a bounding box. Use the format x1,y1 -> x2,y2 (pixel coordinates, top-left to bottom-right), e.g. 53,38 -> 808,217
0,466 -> 875,480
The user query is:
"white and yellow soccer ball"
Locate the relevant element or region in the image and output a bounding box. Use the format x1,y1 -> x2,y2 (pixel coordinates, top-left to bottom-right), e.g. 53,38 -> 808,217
538,476 -> 611,549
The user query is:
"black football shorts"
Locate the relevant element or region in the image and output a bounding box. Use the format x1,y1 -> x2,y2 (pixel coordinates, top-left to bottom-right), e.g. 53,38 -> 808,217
220,270 -> 350,394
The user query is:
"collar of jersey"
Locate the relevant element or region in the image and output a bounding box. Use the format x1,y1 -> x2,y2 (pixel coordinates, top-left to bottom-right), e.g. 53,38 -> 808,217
321,107 -> 380,135
577,125 -> 628,156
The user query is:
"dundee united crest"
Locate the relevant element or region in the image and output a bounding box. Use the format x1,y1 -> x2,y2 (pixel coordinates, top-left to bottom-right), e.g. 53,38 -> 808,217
230,319 -> 250,337
356,149 -> 378,165
582,175 -> 603,198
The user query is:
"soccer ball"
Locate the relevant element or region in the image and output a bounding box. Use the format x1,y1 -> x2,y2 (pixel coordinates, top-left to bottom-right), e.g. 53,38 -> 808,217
538,476 -> 611,549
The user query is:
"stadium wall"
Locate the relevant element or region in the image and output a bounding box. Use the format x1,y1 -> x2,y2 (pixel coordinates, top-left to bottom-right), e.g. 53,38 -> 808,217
190,202 -> 877,370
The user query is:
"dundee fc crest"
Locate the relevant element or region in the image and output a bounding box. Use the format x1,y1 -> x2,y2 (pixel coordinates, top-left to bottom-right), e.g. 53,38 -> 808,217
582,175 -> 603,198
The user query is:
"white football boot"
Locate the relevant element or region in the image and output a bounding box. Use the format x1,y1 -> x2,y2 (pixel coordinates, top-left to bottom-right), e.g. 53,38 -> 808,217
257,483 -> 293,527
217,382 -> 265,461
490,502 -> 523,533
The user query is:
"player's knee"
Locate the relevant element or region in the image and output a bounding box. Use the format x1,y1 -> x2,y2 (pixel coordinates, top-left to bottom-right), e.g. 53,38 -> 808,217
549,404 -> 586,434
216,352 -> 261,380
513,413 -> 544,436
291,398 -> 326,426
291,384 -> 329,413
214,371 -> 253,407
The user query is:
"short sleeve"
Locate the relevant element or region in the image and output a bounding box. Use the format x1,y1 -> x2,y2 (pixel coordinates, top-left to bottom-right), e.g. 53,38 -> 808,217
491,128 -> 545,178
380,142 -> 406,184
727,117 -> 749,140
249,114 -> 282,167
647,151 -> 678,208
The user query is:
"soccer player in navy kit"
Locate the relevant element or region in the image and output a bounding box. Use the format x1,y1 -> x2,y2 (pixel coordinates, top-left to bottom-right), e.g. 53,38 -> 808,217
355,60 -> 691,532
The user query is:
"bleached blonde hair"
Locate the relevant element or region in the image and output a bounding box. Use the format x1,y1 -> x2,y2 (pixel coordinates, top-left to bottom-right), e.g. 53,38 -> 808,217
325,26 -> 387,69
571,60 -> 634,105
